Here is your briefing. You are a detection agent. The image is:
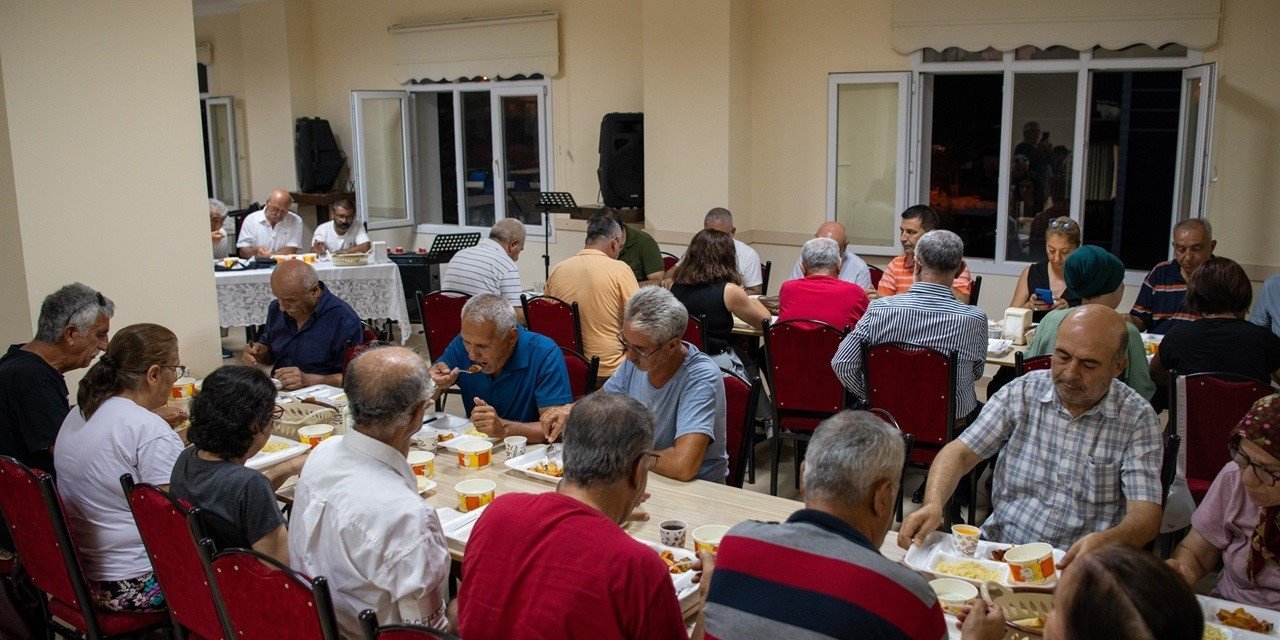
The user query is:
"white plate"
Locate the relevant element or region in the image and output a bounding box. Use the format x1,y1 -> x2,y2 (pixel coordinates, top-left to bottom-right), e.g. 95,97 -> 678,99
245,435 -> 309,471
903,532 -> 1064,588
504,446 -> 564,484
632,536 -> 700,612
1198,595 -> 1278,639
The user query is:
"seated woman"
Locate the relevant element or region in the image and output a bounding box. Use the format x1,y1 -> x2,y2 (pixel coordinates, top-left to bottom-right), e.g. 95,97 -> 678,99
960,545 -> 1202,640
54,323 -> 186,612
666,229 -> 770,376
169,365 -> 305,565
1009,216 -> 1082,323
1169,394 -> 1280,610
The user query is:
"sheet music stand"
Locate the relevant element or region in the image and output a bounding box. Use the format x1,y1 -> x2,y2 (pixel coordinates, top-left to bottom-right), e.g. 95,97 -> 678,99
511,191 -> 579,282
424,232 -> 480,264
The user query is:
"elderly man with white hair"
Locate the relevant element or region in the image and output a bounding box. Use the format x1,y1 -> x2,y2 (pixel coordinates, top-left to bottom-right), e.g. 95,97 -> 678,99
210,198 -> 231,259
777,237 -> 870,330
429,294 -> 573,443
786,221 -> 873,290
701,411 -> 947,639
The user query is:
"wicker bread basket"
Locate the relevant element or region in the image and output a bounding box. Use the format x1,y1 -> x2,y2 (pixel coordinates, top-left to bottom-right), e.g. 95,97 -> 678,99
982,582 -> 1054,640
331,252 -> 370,266
272,400 -> 341,439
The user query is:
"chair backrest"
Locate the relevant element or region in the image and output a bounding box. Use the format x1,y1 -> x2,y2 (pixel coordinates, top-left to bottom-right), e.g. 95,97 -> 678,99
969,275 -> 983,306
1172,371 -> 1274,482
863,342 -> 958,448
760,260 -> 772,296
868,265 -> 884,290
211,547 -> 341,640
1014,351 -> 1053,377
763,319 -> 849,429
721,369 -> 761,489
560,347 -> 600,400
521,294 -> 583,353
416,290 -> 471,362
661,252 -> 679,272
358,610 -> 463,640
1161,434 -> 1181,509
683,314 -> 708,352
123,477 -> 231,640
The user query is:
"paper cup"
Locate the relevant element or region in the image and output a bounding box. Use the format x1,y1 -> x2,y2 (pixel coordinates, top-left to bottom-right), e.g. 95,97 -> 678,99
407,451 -> 435,478
503,436 -> 527,457
1005,542 -> 1056,584
951,524 -> 981,557
660,520 -> 688,548
692,525 -> 730,554
416,430 -> 439,448
929,578 -> 978,616
301,253 -> 316,264
457,440 -> 493,469
170,377 -> 197,399
298,424 -> 334,449
456,479 -> 496,513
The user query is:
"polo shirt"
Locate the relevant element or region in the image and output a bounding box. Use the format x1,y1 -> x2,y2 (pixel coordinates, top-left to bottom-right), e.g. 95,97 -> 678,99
439,326 -> 573,422
617,225 -> 665,282
787,246 -> 874,289
876,254 -> 972,297
704,509 -> 947,640
440,239 -> 524,306
260,282 -> 364,376
1129,259 -> 1199,334
1252,273 -> 1280,337
235,209 -> 304,253
777,275 -> 869,331
544,249 -> 639,376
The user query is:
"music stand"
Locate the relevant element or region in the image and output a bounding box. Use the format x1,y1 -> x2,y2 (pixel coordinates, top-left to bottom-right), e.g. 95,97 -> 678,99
424,232 -> 480,264
511,191 -> 579,282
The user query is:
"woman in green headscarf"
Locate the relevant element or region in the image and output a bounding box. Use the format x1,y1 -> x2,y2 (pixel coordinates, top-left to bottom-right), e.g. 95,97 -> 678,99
1025,245 -> 1156,400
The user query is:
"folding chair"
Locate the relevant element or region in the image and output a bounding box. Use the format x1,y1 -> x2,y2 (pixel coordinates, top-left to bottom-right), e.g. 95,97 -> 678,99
358,609 -> 462,640
722,369 -> 763,488
210,545 -> 341,640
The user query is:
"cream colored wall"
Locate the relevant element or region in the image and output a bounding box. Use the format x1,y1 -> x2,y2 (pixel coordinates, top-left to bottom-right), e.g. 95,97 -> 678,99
238,1 -> 301,197
0,0 -> 220,381
195,11 -> 252,205
0,52 -> 32,343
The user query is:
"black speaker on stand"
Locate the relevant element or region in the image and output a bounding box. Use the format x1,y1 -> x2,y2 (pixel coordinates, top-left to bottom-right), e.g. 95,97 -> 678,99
295,117 -> 346,193
598,112 -> 643,208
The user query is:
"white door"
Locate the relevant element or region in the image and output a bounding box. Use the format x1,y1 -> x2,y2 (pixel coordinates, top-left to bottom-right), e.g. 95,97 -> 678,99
203,96 -> 240,208
1170,63 -> 1217,228
490,86 -> 551,234
350,90 -> 414,229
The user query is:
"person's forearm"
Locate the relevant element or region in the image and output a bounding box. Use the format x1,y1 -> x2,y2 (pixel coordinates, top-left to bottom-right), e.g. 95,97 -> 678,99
1172,530 -> 1220,584
1128,315 -> 1148,332
504,420 -> 549,443
1105,501 -> 1163,548
263,464 -> 298,490
923,441 -> 981,508
653,447 -> 702,482
238,246 -> 255,259
337,242 -> 372,254
953,287 -> 970,304
744,285 -> 762,296
303,372 -> 342,388
277,247 -> 299,255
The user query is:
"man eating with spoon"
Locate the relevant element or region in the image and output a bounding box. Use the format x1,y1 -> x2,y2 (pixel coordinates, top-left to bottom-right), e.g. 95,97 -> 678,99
428,294 -> 573,443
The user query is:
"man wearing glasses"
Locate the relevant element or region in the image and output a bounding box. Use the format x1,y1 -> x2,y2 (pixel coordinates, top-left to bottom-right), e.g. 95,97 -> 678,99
237,188 -> 304,259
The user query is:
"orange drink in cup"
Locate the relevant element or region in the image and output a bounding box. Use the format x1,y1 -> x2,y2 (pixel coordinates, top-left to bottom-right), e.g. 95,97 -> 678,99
171,377 -> 197,399
951,524 -> 981,556
457,441 -> 493,469
455,479 -> 496,512
692,525 -> 730,554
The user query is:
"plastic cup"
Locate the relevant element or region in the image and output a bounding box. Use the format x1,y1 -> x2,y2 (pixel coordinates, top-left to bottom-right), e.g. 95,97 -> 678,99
457,440 -> 493,469
503,436 -> 527,457
692,525 -> 730,554
951,524 -> 981,557
929,578 -> 979,616
171,377 -> 197,399
455,479 -> 496,512
407,451 -> 435,478
660,520 -> 688,548
1005,542 -> 1056,584
298,424 -> 334,449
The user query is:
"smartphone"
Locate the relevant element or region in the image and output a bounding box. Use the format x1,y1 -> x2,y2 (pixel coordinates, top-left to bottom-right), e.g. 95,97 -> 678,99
1034,288 -> 1054,305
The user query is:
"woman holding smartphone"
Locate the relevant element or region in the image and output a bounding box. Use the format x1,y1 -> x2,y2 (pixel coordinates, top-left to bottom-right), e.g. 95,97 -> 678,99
1009,216 -> 1082,322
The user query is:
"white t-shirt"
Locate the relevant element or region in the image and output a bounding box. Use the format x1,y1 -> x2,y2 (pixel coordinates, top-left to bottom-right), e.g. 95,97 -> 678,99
312,221 -> 370,254
54,396 -> 184,581
734,238 -> 763,288
236,209 -> 305,253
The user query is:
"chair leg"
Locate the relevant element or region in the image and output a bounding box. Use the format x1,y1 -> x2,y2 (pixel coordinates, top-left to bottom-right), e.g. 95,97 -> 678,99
770,436 -> 782,496
793,440 -> 802,489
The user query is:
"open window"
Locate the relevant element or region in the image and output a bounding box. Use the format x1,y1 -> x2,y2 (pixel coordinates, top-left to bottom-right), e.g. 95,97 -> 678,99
1172,63 -> 1217,227
351,90 -> 414,230
202,96 -> 240,208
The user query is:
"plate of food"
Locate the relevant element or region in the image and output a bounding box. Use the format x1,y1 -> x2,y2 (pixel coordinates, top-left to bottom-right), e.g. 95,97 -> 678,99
1198,595 -> 1276,638
632,536 -> 700,612
903,532 -> 1065,589
245,435 -> 309,471
504,446 -> 565,484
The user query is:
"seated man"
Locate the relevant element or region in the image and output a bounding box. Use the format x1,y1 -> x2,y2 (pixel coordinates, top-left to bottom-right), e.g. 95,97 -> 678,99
704,207 -> 763,295
1129,218 -> 1215,334
440,218 -> 525,308
310,198 -> 370,256
236,188 -> 304,259
832,230 -> 987,424
900,306 -> 1164,560
428,294 -> 572,442
703,411 -> 946,640
289,347 -> 450,636
778,237 -> 869,331
787,221 -> 873,290
241,260 -> 363,390
210,198 -> 231,259
457,393 -> 692,640
600,208 -> 665,286
877,205 -> 973,302
544,214 -> 638,377
1252,272 -> 1280,337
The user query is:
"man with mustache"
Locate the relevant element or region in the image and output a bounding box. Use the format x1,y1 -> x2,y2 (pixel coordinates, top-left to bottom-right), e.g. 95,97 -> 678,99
876,205 -> 973,302
1129,218 -> 1216,334
899,305 -> 1164,568
311,199 -> 370,256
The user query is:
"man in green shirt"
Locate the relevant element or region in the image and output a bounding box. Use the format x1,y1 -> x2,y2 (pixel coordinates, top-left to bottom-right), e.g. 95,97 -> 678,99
600,209 -> 665,285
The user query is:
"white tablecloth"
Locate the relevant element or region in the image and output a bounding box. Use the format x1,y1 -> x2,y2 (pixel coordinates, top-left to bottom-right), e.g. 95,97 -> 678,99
215,261 -> 411,342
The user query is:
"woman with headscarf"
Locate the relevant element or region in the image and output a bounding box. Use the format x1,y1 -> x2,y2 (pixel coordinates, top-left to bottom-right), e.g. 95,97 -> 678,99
1169,394 -> 1280,609
1024,245 -> 1156,400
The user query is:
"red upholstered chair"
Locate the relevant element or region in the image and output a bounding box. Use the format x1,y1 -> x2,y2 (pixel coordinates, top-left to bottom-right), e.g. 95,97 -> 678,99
122,475 -> 232,640
1169,372 -> 1274,503
683,314 -> 708,352
415,289 -> 471,362
722,369 -> 762,488
867,265 -> 884,290
763,319 -> 851,496
210,546 -> 341,640
661,252 -> 680,272
1013,351 -> 1052,377
0,456 -> 169,639
521,294 -> 584,353
343,324 -> 385,368
866,408 -> 916,522
760,261 -> 773,296
561,347 -> 600,400
358,609 -> 462,640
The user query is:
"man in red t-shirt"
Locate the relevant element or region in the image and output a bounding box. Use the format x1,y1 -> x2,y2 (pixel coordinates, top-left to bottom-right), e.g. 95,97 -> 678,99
457,393 -> 696,640
778,237 -> 869,331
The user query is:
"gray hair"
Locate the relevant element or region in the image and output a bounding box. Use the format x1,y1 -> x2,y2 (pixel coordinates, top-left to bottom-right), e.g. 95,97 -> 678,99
490,218 -> 527,243
1173,218 -> 1212,240
209,198 -> 228,219
801,237 -> 841,273
345,346 -> 430,438
585,214 -> 621,245
802,411 -> 905,510
704,207 -> 733,228
34,283 -> 115,343
914,229 -> 964,274
563,392 -> 655,487
462,293 -> 517,336
624,287 -> 687,343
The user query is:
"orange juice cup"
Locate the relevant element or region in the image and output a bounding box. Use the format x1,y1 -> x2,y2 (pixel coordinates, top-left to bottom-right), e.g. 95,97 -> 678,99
298,424 -> 334,449
692,525 -> 730,554
407,451 -> 435,478
951,524 -> 981,556
1005,543 -> 1056,584
171,377 -> 197,399
455,479 -> 496,512
457,441 -> 493,469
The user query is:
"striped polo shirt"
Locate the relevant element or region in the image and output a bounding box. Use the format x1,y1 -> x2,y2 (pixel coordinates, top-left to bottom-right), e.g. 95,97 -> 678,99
704,509 -> 947,640
440,238 -> 524,306
1129,259 -> 1199,334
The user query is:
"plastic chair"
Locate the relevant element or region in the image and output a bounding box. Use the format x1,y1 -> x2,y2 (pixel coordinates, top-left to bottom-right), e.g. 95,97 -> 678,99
122,475 -> 232,640
561,347 -> 600,400
683,314 -> 708,352
210,545 -> 341,640
760,261 -> 773,295
661,252 -> 680,272
358,609 -> 463,640
763,319 -> 851,496
415,289 -> 472,362
521,294 -> 584,353
1013,351 -> 1052,377
0,456 -> 170,639
868,265 -> 884,290
722,369 -> 762,488
969,275 -> 983,306
1169,371 -> 1274,502
866,409 -> 916,523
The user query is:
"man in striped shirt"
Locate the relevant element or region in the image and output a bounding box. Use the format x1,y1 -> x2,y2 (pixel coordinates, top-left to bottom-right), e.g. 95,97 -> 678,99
441,219 -> 526,317
877,205 -> 973,303
1128,218 -> 1214,334
832,230 -> 988,422
701,410 -> 948,640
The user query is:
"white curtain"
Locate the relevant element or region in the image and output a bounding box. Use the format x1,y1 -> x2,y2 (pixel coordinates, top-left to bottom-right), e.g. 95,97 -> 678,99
389,12 -> 559,83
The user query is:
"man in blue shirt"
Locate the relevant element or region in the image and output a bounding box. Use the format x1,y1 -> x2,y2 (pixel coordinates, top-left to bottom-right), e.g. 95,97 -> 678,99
242,260 -> 364,390
429,294 -> 573,442
1253,273 -> 1280,337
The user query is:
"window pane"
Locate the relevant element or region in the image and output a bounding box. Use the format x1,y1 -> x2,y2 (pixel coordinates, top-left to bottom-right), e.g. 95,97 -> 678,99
923,47 -> 1003,63
462,91 -> 494,227
208,101 -> 236,206
833,82 -> 900,248
1008,73 -> 1077,262
359,98 -> 407,222
1082,71 -> 1182,269
413,92 -> 459,226
1014,46 -> 1079,61
500,95 -> 543,226
926,74 -> 1002,259
1175,76 -> 1203,222
1092,44 -> 1188,59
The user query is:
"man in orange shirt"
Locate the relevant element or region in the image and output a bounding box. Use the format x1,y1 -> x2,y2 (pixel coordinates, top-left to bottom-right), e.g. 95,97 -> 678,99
877,205 -> 973,303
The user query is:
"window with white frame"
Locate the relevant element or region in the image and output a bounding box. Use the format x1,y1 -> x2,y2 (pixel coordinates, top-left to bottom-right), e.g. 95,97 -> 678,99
350,78 -> 553,234
828,45 -> 1216,276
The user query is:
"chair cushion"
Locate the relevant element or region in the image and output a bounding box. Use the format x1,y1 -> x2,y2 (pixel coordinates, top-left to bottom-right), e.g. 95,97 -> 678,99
48,597 -> 168,636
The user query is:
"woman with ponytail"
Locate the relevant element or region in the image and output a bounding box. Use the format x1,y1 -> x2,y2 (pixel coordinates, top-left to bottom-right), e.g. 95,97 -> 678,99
53,323 -> 185,613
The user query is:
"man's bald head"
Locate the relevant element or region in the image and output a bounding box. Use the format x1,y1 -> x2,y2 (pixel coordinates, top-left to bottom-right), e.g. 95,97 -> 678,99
815,221 -> 849,253
1063,305 -> 1128,361
345,347 -> 430,442
270,260 -> 321,321
264,189 -> 293,225
1051,305 -> 1129,413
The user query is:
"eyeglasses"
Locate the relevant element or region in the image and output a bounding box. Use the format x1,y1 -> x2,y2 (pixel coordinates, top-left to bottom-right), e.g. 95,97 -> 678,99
163,364 -> 189,378
639,450 -> 661,471
1049,218 -> 1077,229
1230,440 -> 1279,487
617,333 -> 674,360
270,405 -> 285,421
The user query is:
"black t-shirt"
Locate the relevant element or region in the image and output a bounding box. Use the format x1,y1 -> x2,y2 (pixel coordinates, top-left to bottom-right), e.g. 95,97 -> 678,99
0,344 -> 70,476
169,446 -> 285,551
1160,317 -> 1280,383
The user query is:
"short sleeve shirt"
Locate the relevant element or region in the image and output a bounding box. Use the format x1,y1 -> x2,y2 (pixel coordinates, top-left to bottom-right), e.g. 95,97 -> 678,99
0,345 -> 69,475
788,246 -> 874,289
543,249 -> 639,376
440,239 -> 524,306
1160,317 -> 1280,383
734,238 -> 764,288
236,209 -> 305,252
777,275 -> 869,331
260,283 -> 365,376
1129,260 -> 1198,334
876,254 -> 972,296
1192,463 -> 1280,610
440,327 -> 573,422
618,225 -> 665,282
1252,274 -> 1280,337
311,221 -> 369,253
169,446 -> 286,551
